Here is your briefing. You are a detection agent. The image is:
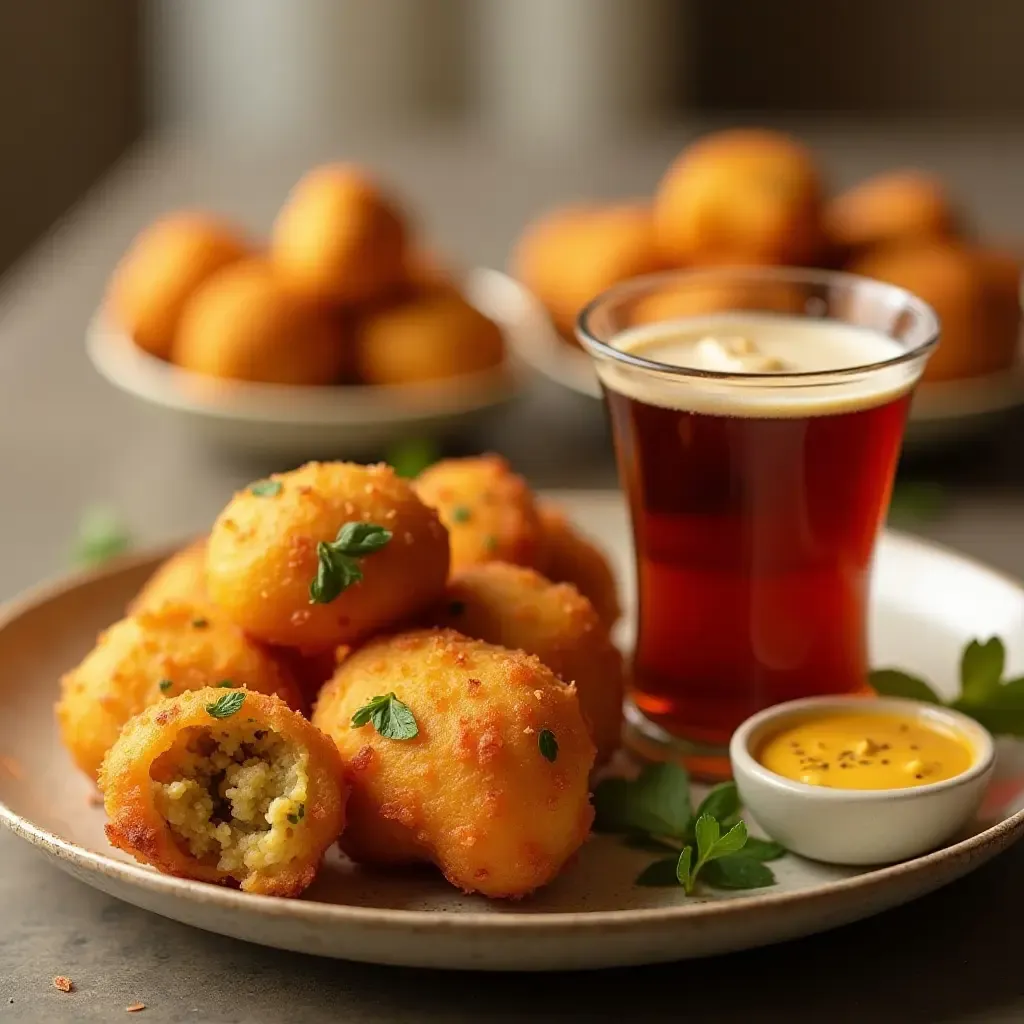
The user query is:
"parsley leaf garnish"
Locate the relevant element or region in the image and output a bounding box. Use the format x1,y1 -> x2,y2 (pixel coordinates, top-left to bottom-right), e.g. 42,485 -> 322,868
73,506 -> 131,568
250,479 -> 282,497
351,692 -> 418,740
538,729 -> 558,762
158,679 -> 173,693
450,505 -> 472,523
309,522 -> 393,604
206,691 -> 246,719
385,437 -> 440,479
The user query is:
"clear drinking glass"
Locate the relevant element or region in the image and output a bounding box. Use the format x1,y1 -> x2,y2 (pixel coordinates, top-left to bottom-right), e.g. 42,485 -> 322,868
577,267 -> 939,778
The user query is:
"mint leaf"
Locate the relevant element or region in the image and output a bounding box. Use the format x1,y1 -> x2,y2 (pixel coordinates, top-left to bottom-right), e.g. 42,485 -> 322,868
694,814 -> 720,862
960,638 -> 1005,704
676,847 -> 693,891
351,692 -> 419,741
887,481 -> 947,525
951,700 -> 1024,737
634,857 -> 681,887
623,834 -> 680,854
708,821 -> 748,860
593,763 -> 692,837
702,855 -> 776,890
594,763 -> 692,838
868,669 -> 941,703
206,691 -> 245,719
695,782 -> 741,826
741,837 -> 787,862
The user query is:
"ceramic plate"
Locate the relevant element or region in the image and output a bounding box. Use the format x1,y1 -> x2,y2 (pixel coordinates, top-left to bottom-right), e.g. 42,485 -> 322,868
86,268 -> 528,460
2,491 -> 1024,971
505,295 -> 1024,452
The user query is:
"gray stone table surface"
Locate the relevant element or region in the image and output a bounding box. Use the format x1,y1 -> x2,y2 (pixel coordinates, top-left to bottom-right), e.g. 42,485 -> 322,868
1,122 -> 1024,1021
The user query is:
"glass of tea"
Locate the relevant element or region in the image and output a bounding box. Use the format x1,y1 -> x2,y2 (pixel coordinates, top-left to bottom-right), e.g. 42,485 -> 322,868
577,267 -> 939,778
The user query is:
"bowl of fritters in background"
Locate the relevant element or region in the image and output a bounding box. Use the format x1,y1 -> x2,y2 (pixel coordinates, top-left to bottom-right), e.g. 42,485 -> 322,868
506,130 -> 1024,450
88,165 -> 528,460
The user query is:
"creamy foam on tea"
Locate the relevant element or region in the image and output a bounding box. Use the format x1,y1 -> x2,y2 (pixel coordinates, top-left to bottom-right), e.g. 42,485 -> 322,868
599,313 -> 913,419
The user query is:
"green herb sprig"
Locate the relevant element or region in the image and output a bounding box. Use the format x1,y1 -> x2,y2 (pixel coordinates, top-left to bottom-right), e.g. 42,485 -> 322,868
73,506 -> 132,568
351,692 -> 419,740
594,765 -> 784,893
386,437 -> 440,479
309,522 -> 392,604
249,479 -> 282,497
871,636 -> 1024,735
206,691 -> 246,719
538,729 -> 558,762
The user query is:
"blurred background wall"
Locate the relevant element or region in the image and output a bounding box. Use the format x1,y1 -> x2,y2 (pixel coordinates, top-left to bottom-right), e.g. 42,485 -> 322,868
0,0 -> 141,274
2,0 -> 1023,276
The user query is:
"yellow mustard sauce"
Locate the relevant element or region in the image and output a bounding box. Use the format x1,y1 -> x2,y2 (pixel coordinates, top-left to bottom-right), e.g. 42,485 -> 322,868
757,712 -> 974,790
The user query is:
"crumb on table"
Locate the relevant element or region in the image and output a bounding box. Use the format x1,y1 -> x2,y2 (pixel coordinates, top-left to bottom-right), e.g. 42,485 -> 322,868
53,976 -> 73,993
126,1003 -> 146,1013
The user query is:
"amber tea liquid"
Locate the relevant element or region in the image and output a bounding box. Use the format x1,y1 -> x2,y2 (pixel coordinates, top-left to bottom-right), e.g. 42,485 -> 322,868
598,314 -> 914,758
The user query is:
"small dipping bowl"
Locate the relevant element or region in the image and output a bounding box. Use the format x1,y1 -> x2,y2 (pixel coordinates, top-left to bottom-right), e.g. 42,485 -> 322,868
730,696 -> 995,865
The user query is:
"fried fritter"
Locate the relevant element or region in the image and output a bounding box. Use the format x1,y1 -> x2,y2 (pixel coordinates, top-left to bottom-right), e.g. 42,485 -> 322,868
414,455 -> 543,573
850,241 -> 1004,382
511,203 -> 664,338
354,289 -> 504,386
171,260 -> 348,385
57,602 -> 303,781
431,563 -> 624,764
537,504 -> 621,631
106,212 -> 249,361
825,169 -> 958,255
312,630 -> 595,898
271,164 -> 408,306
653,129 -> 823,267
101,688 -> 346,896
206,462 -> 450,651
128,537 -> 209,615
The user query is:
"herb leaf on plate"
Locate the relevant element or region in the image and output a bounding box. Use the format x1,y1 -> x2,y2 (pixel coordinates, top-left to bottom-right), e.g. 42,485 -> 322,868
871,636 -> 1024,736
959,638 -> 1005,704
868,669 -> 941,704
73,506 -> 132,568
634,857 -> 682,887
741,837 -> 787,862
593,762 -> 692,839
694,781 -> 742,828
702,855 -> 776,890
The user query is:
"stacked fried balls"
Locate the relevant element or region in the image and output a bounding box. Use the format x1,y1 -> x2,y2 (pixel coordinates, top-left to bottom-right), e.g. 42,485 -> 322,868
512,128 -> 1021,384
57,457 -> 623,899
106,165 -> 504,388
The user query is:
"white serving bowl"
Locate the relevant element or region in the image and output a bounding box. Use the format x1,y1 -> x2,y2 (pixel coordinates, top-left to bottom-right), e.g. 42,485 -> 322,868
730,696 -> 995,866
87,268 -> 530,461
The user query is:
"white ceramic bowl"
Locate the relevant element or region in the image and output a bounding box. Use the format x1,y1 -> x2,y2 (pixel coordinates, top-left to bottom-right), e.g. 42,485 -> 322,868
730,696 -> 995,866
86,268 -> 530,460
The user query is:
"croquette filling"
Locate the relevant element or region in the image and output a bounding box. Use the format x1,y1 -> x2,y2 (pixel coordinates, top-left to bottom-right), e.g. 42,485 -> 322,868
152,725 -> 309,878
